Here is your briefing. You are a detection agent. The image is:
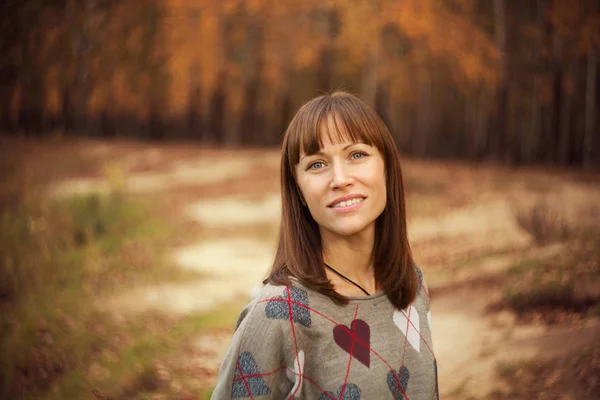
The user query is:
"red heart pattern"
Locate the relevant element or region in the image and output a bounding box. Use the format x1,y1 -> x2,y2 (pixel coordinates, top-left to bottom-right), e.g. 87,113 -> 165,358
333,319 -> 371,368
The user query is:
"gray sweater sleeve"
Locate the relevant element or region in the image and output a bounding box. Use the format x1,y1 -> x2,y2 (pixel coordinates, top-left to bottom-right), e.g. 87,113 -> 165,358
211,299 -> 292,399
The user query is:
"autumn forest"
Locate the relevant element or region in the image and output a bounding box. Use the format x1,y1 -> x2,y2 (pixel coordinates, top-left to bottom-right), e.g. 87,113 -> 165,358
1,0 -> 599,167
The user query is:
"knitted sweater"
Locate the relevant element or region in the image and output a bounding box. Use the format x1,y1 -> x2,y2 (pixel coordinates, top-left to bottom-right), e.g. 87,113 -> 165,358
211,266 -> 438,400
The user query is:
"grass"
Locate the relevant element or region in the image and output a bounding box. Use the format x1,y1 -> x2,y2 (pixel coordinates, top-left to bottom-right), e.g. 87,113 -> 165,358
504,283 -> 579,314
33,305 -> 241,400
404,175 -> 447,196
488,209 -> 600,323
512,198 -> 570,245
490,347 -> 600,399
444,376 -> 475,400
0,158 -> 240,399
449,247 -> 513,273
406,194 -> 448,219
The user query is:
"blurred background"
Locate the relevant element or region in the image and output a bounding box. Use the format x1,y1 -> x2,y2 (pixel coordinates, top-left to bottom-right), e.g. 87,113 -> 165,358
1,0 -> 599,399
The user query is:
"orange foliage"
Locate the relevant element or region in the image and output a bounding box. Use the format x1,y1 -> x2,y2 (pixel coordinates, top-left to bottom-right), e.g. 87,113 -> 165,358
36,0 -> 503,116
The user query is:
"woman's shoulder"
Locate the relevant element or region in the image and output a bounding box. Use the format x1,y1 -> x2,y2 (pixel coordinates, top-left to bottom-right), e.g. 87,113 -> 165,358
234,282 -> 317,330
250,279 -> 321,302
250,282 -> 296,300
414,263 -> 432,304
247,282 -> 305,306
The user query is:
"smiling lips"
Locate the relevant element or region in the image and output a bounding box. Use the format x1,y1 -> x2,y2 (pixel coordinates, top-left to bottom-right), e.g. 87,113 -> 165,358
328,195 -> 366,210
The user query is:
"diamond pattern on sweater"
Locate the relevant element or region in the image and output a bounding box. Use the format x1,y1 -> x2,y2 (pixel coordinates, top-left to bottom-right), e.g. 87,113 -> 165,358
393,306 -> 420,353
415,265 -> 424,286
265,287 -> 312,327
387,366 -> 410,400
319,383 -> 361,400
232,352 -> 271,398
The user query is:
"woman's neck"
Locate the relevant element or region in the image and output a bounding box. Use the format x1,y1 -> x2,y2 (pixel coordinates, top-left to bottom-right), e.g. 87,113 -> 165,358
321,227 -> 376,293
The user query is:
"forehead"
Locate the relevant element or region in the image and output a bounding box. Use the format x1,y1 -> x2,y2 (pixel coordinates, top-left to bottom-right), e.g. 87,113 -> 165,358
317,135 -> 361,149
299,112 -> 370,157
311,129 -> 361,151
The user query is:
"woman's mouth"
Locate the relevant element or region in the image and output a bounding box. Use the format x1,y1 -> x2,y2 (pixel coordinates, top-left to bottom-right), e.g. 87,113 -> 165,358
329,197 -> 365,212
331,197 -> 365,208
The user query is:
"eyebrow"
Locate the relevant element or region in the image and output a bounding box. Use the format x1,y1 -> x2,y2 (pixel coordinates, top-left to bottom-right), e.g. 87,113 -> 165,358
300,143 -> 361,162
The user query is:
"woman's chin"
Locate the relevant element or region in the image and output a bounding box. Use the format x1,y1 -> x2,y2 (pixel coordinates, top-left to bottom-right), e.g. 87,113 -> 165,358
322,222 -> 374,238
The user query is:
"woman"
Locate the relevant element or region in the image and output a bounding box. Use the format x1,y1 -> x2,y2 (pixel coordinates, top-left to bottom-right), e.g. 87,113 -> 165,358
211,92 -> 438,399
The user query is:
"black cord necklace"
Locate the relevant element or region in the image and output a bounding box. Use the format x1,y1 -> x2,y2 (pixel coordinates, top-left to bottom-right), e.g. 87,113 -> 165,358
324,264 -> 371,296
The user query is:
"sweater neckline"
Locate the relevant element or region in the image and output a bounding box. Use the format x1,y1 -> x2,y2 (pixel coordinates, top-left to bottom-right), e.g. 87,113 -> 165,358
288,277 -> 387,302
344,290 -> 387,301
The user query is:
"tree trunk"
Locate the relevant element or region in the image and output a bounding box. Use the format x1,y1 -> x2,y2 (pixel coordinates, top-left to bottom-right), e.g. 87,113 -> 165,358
18,14 -> 45,136
360,43 -> 380,110
0,24 -> 18,133
465,91 -> 474,157
206,0 -> 227,144
186,8 -> 202,141
0,72 -> 17,133
360,2 -> 381,110
68,0 -> 93,136
218,3 -> 242,146
558,59 -> 576,164
471,86 -> 490,159
375,82 -> 391,130
208,74 -> 226,144
548,28 -> 563,162
270,67 -> 292,145
492,0 -> 508,161
187,79 -> 202,140
583,49 -> 597,167
525,95 -> 541,163
241,20 -> 263,145
238,16 -> 263,145
414,69 -> 432,157
316,6 -> 338,94
187,59 -> 202,139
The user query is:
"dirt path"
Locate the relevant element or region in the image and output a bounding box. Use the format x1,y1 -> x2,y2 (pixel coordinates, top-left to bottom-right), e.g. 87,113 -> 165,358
58,149 -> 283,319
51,143 -> 600,398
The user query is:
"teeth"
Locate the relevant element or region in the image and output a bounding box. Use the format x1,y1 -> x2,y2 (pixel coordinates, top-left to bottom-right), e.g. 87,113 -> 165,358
333,198 -> 364,208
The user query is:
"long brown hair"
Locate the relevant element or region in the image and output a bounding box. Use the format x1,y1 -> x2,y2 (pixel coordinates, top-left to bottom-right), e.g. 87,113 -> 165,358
264,91 -> 417,310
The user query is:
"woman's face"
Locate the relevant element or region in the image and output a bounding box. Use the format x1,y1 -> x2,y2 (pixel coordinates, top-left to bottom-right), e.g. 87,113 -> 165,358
295,132 -> 387,239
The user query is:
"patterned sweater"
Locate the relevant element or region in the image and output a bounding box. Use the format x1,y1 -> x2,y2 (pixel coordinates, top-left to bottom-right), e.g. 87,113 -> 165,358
211,267 -> 438,399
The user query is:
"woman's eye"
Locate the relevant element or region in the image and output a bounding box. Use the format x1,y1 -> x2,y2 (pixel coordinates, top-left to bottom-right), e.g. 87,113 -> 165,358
351,151 -> 368,160
308,161 -> 325,170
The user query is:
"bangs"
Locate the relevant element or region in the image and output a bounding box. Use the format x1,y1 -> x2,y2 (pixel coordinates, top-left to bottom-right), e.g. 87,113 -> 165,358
286,94 -> 385,169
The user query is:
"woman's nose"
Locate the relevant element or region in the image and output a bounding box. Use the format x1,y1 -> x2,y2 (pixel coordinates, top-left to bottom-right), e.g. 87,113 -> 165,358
329,163 -> 354,189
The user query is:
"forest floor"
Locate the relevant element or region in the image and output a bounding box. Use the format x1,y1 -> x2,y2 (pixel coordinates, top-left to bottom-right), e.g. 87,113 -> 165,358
2,137 -> 600,399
